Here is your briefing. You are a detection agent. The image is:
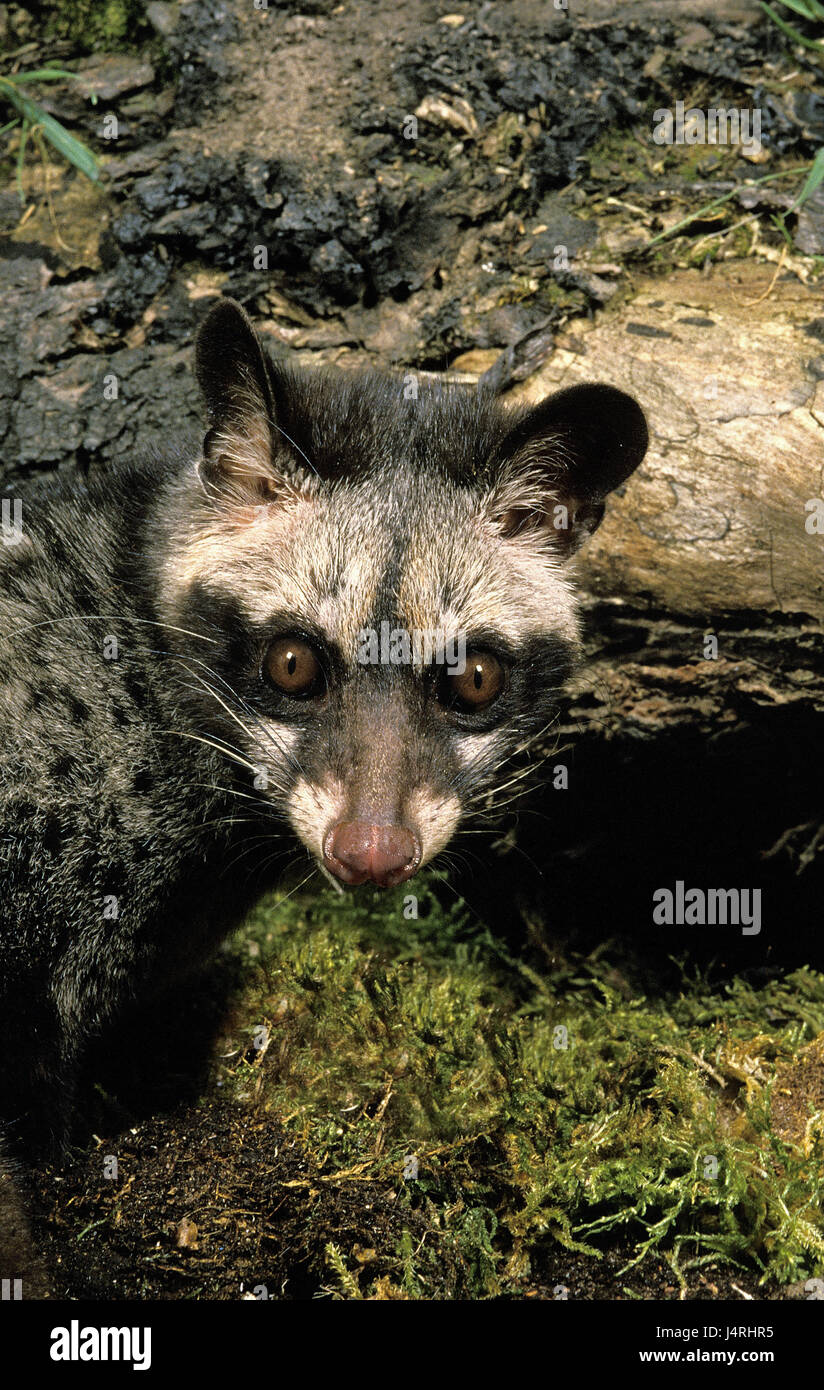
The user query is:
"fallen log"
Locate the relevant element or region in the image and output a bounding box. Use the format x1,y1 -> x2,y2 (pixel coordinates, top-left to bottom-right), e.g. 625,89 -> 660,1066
508,261 -> 824,733
468,261 -> 824,959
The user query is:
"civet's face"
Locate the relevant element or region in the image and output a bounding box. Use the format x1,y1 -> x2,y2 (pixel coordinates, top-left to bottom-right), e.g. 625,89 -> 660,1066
163,300 -> 647,887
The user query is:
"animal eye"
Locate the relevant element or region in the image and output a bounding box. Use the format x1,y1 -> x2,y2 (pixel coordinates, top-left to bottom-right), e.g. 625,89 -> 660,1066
440,651 -> 506,713
263,636 -> 324,698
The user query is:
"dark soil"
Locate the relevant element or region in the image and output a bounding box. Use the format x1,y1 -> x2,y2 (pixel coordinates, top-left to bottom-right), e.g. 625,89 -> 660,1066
30,1100 -> 791,1301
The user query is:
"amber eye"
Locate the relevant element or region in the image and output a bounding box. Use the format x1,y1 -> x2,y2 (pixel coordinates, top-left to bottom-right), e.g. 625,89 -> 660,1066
263,636 -> 324,697
441,651 -> 506,713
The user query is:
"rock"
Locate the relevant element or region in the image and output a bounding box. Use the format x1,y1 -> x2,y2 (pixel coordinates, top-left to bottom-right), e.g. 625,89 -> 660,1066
309,238 -> 365,304
175,1217 -> 199,1249
146,1 -> 180,36
524,196 -> 598,266
796,185 -> 824,258
674,22 -> 714,49
75,56 -> 156,102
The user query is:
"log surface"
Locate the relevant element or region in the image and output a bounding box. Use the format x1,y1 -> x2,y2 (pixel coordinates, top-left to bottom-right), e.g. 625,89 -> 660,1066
510,263 -> 824,738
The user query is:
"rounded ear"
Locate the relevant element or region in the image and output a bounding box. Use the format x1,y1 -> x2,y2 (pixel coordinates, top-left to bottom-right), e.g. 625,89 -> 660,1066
491,383 -> 649,555
194,298 -> 279,499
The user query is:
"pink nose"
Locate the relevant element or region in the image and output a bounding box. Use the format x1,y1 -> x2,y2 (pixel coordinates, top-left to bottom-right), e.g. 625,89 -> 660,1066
323,822 -> 421,887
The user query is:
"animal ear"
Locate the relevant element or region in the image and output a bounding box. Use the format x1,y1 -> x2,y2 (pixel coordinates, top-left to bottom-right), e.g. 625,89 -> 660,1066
491,383 -> 648,555
195,298 -> 281,501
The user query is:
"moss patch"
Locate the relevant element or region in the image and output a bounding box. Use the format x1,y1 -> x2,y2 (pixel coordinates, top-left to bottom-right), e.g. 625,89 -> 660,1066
201,874 -> 824,1298
42,0 -> 152,53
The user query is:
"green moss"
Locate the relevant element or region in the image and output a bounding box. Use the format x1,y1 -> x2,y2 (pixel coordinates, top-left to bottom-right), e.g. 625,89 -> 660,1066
585,107 -> 753,190
402,162 -> 446,189
43,0 -> 151,53
217,875 -> 824,1297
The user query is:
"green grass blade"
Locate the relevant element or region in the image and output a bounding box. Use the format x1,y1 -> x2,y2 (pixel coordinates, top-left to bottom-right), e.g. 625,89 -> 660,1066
788,145 -> 824,212
15,118 -> 31,203
32,109 -> 99,183
771,0 -> 824,19
646,166 -> 813,248
4,69 -> 83,84
759,1 -> 824,47
1,83 -> 99,182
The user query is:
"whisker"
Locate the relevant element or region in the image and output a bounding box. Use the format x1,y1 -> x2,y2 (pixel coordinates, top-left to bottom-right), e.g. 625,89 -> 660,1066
168,655 -> 307,783
2,613 -> 219,647
190,781 -> 280,813
162,729 -> 262,776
